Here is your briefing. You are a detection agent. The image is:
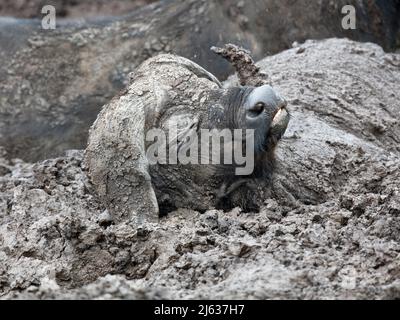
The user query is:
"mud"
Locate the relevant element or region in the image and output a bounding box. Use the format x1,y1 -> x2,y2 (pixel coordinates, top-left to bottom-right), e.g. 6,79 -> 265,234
1,39 -> 400,300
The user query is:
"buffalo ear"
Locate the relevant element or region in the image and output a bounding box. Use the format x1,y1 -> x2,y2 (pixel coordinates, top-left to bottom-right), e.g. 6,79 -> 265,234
85,92 -> 160,225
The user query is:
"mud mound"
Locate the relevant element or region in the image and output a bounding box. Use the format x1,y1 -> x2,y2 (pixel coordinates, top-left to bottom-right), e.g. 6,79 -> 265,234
1,39 -> 400,299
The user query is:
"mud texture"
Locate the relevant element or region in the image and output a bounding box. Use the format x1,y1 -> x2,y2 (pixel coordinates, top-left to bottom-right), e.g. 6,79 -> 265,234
1,39 -> 400,300
1,0 -> 399,162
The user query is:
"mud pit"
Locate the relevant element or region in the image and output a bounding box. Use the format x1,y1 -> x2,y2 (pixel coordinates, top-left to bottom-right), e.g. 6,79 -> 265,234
1,39 -> 400,300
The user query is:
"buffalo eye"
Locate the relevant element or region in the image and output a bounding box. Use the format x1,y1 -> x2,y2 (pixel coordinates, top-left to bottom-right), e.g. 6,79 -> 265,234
248,102 -> 265,117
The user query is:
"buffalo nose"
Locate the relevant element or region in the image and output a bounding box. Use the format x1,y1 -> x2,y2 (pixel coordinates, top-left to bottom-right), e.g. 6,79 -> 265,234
245,85 -> 288,125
